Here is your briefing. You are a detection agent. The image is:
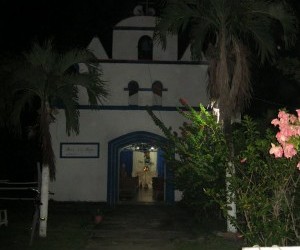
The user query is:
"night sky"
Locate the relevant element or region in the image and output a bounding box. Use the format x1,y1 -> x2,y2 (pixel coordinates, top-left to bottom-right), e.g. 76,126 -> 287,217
0,0 -> 299,115
0,0 -> 146,54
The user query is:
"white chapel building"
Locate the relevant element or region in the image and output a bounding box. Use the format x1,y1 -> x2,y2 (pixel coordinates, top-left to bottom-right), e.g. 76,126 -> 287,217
50,8 -> 209,205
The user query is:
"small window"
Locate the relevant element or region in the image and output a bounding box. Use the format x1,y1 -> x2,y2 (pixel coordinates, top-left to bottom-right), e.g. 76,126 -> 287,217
138,36 -> 153,60
152,81 -> 163,106
128,81 -> 139,105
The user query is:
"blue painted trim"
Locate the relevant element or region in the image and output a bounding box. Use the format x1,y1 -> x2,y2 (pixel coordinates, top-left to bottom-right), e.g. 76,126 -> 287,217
73,105 -> 200,111
60,142 -> 99,158
98,59 -> 208,65
124,88 -> 168,91
107,131 -> 174,206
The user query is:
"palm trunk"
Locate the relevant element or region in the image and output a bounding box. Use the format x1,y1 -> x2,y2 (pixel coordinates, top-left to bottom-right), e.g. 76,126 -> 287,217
226,163 -> 237,233
39,165 -> 49,237
38,102 -> 55,237
218,26 -> 237,233
223,116 -> 237,233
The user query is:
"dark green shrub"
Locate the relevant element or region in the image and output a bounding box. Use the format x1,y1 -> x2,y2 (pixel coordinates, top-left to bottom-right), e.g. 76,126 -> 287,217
148,102 -> 228,217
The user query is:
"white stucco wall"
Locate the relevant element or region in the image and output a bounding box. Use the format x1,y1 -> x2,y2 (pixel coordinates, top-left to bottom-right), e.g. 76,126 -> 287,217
50,13 -> 209,202
50,109 -> 188,201
88,37 -> 109,59
112,16 -> 177,61
113,30 -> 177,60
78,62 -> 208,107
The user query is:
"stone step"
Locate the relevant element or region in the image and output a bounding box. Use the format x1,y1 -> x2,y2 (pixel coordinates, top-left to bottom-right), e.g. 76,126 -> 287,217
86,238 -> 179,249
94,221 -> 173,229
91,228 -> 188,235
89,238 -> 178,244
90,229 -> 191,242
86,204 -> 197,249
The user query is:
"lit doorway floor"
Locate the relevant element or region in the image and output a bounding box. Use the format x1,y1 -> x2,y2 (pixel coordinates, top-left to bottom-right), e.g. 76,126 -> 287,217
137,187 -> 155,203
119,187 -> 163,204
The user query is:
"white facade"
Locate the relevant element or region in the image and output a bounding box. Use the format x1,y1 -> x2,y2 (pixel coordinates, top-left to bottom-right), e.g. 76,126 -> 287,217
50,14 -> 208,203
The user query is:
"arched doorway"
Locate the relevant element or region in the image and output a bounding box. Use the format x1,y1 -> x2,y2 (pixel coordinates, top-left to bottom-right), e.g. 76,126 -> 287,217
107,131 -> 174,206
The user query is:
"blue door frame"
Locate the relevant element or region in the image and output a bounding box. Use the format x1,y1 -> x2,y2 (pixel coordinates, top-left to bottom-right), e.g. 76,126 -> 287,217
107,131 -> 174,206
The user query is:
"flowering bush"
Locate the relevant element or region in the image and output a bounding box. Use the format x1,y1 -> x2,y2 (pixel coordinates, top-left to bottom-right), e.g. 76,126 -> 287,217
270,110 -> 300,169
148,102 -> 300,245
208,117 -> 300,246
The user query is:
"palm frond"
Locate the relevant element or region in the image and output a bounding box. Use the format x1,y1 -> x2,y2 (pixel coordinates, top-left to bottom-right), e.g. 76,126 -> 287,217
156,0 -> 297,122
85,65 -> 108,105
190,21 -> 215,60
155,0 -> 198,49
10,90 -> 37,134
64,101 -> 80,136
54,85 -> 80,135
240,0 -> 298,62
4,39 -> 108,178
54,69 -> 108,106
267,2 -> 298,48
244,21 -> 277,63
229,41 -> 251,113
12,65 -> 48,97
54,49 -> 96,74
23,40 -> 57,74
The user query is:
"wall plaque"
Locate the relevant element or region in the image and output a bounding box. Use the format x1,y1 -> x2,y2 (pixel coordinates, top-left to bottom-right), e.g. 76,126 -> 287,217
60,143 -> 99,158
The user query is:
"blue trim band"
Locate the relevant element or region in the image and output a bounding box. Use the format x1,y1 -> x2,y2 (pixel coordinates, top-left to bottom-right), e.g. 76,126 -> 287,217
73,105 -> 200,111
98,59 -> 208,65
114,26 -> 155,31
124,88 -> 168,91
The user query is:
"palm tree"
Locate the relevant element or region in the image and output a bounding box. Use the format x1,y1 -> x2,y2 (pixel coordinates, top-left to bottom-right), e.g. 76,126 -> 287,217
5,40 -> 108,237
155,0 -> 298,130
155,0 -> 298,233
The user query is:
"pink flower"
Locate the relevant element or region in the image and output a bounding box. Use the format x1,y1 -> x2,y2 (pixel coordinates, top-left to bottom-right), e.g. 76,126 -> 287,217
271,118 -> 280,126
283,143 -> 297,158
240,158 -> 247,163
276,132 -> 288,144
269,143 -> 283,158
278,110 -> 289,122
271,110 -> 300,170
280,126 -> 295,137
296,109 -> 300,119
290,115 -> 297,124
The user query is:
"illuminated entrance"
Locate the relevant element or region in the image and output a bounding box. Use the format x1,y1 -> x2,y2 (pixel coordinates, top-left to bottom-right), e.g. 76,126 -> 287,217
107,131 -> 174,206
